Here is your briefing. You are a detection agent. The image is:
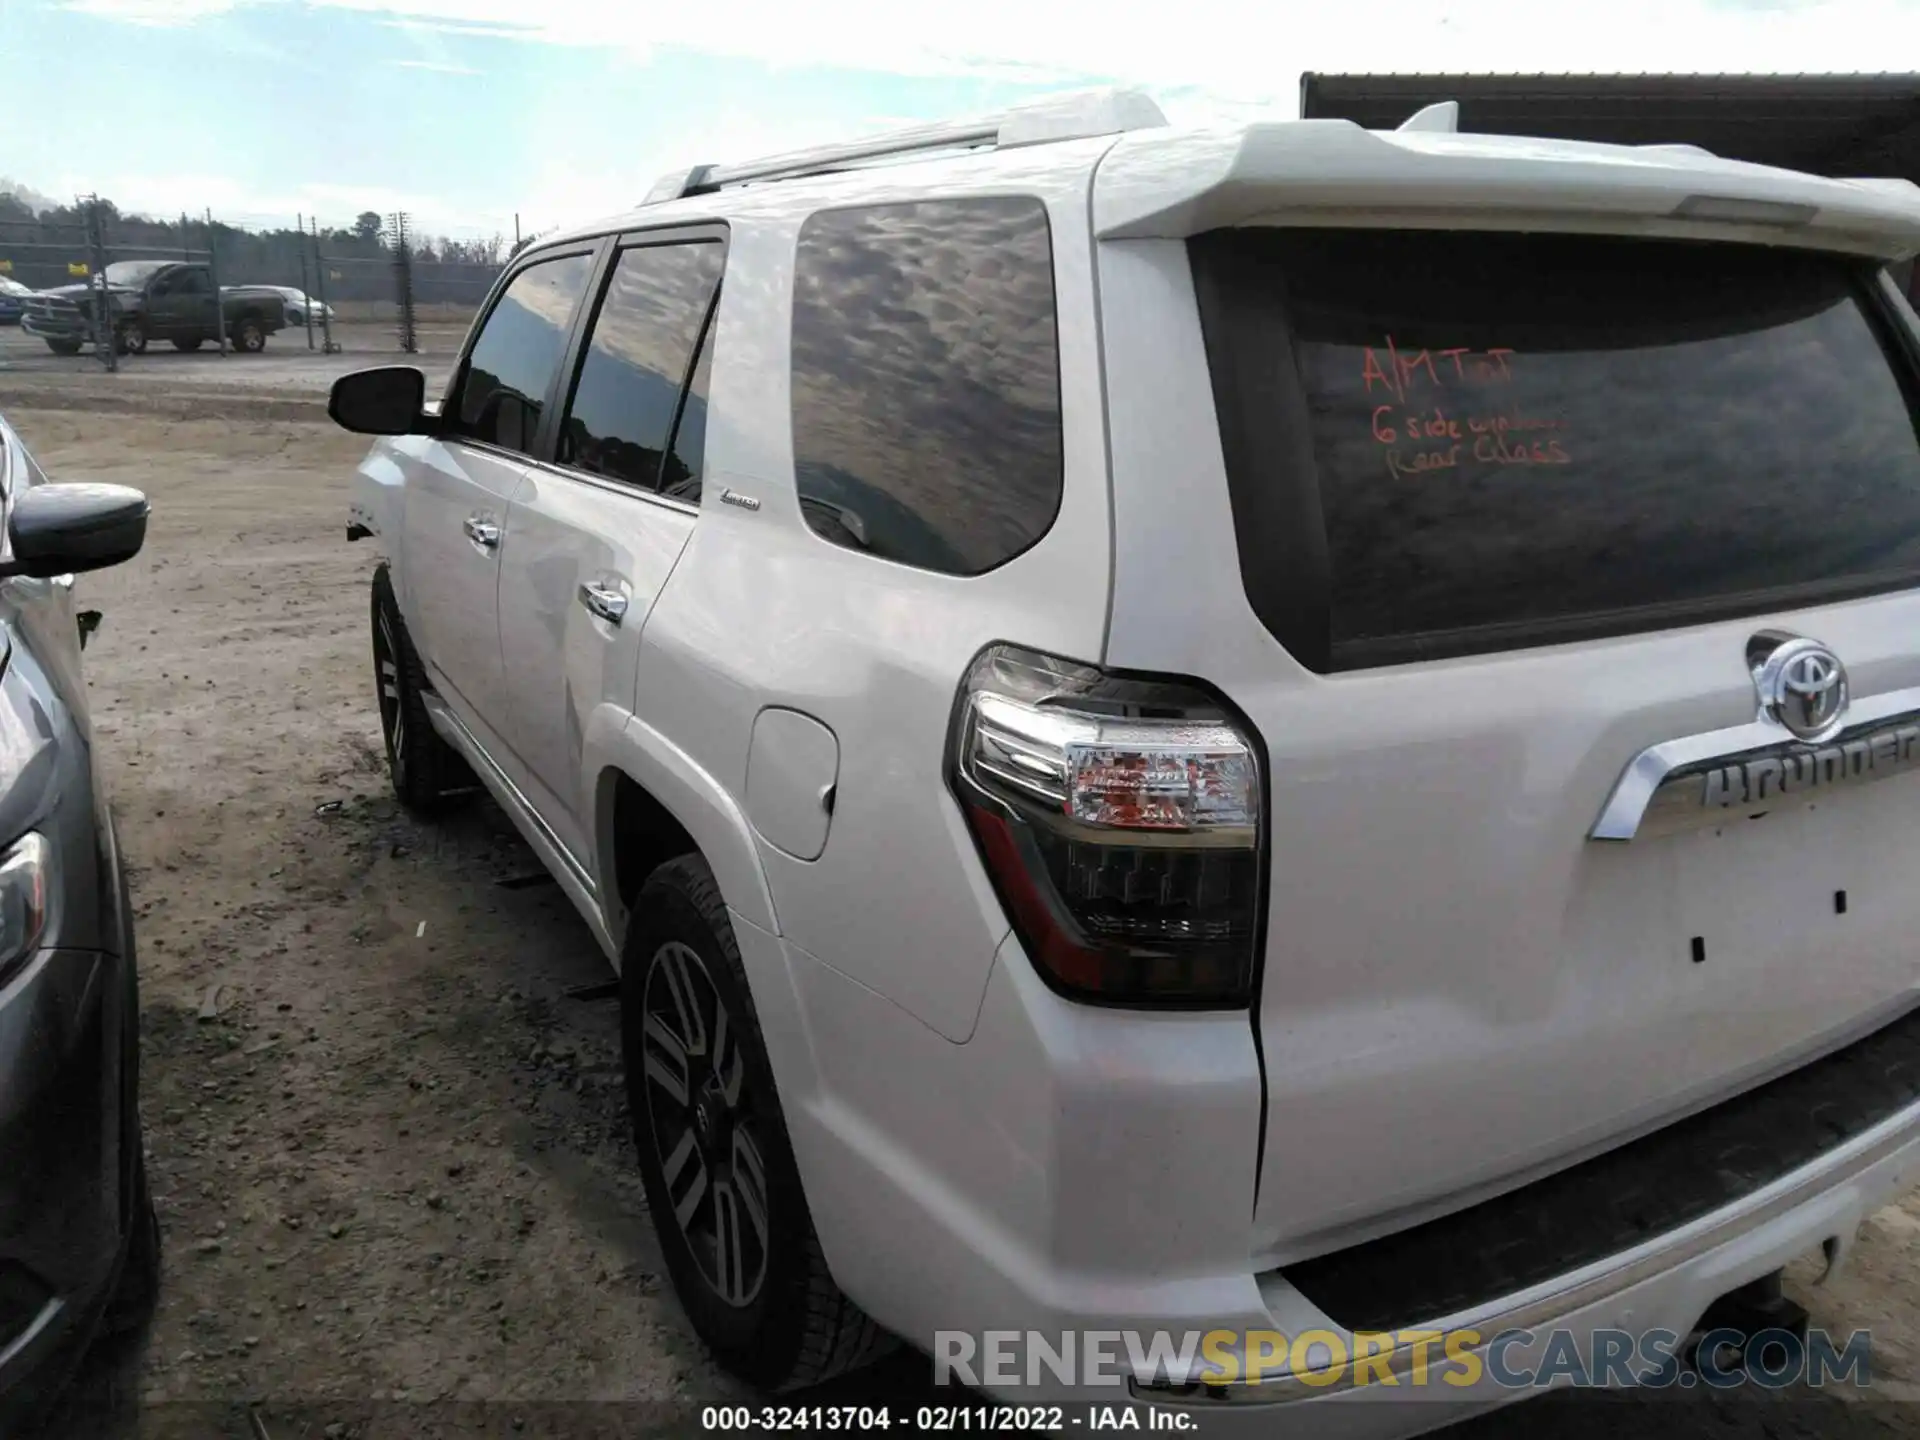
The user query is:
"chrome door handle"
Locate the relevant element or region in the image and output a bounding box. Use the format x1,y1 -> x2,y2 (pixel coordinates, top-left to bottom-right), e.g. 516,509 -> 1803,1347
578,580 -> 630,626
463,515 -> 501,551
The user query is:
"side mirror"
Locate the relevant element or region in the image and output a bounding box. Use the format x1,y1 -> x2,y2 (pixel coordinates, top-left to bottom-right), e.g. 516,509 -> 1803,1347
329,366 -> 432,436
6,483 -> 148,578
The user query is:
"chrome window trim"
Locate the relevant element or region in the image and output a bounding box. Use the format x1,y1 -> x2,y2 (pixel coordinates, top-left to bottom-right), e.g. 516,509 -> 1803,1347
521,457 -> 703,518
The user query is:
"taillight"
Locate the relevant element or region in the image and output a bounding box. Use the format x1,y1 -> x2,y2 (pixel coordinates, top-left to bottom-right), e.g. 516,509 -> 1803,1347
949,644 -> 1264,1007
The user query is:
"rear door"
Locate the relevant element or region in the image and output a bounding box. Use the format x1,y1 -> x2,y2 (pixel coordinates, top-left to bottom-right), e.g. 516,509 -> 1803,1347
496,229 -> 724,865
1098,225 -> 1920,1260
398,247 -> 596,741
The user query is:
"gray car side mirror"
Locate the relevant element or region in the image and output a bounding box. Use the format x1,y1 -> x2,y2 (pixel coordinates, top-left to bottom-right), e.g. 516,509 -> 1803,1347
5,483 -> 149,578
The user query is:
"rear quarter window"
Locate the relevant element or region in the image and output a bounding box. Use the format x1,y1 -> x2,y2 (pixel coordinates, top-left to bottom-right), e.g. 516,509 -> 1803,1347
1190,229 -> 1920,670
789,197 -> 1062,576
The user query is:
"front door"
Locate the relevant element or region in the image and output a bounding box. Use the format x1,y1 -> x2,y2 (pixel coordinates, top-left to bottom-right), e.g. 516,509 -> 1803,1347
396,248 -> 597,744
497,233 -> 725,865
144,267 -> 215,340
171,267 -> 218,338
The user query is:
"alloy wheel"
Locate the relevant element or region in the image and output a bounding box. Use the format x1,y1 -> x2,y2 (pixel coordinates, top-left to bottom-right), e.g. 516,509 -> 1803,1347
640,940 -> 770,1308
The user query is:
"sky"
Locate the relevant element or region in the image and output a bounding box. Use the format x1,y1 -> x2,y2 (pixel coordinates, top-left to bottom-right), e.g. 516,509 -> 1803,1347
1,0 -> 1916,239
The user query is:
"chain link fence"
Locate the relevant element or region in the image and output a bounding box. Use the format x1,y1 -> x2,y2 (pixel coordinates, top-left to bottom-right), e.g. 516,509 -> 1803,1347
0,196 -> 514,372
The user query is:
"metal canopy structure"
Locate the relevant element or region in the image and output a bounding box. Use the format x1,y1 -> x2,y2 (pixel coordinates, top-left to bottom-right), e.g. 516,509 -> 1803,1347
1299,73 -> 1920,184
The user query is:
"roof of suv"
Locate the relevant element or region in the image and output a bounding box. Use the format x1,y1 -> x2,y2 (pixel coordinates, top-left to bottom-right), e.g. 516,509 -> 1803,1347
540,86 -> 1920,262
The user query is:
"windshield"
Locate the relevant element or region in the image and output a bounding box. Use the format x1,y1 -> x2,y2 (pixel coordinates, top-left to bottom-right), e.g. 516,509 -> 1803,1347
102,260 -> 170,286
1192,228 -> 1920,669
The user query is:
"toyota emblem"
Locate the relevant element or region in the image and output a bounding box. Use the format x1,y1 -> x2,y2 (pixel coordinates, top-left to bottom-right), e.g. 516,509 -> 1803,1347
1752,634 -> 1850,741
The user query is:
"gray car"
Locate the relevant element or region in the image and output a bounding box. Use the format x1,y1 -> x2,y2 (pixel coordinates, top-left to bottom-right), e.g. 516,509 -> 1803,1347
272,286 -> 335,328
0,413 -> 157,1428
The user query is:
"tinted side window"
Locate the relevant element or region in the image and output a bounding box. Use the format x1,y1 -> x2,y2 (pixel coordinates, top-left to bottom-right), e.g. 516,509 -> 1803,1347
557,242 -> 723,490
451,252 -> 595,455
660,308 -> 718,503
177,270 -> 210,295
791,197 -> 1061,576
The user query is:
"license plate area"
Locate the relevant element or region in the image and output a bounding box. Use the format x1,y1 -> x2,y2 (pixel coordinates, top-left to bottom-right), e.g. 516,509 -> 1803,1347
1670,780 -> 1919,1022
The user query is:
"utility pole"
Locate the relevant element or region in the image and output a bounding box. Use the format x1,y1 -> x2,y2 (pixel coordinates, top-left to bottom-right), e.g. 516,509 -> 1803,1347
84,194 -> 115,373
309,217 -> 338,354
296,211 -> 315,350
206,208 -> 229,356
389,211 -> 417,355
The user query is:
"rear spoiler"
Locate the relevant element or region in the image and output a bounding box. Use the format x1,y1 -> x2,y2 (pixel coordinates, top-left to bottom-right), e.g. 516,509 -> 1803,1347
1093,122 -> 1920,261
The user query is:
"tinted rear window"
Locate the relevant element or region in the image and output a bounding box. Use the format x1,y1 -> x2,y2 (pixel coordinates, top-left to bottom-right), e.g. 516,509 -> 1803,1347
1191,230 -> 1920,670
790,197 -> 1062,576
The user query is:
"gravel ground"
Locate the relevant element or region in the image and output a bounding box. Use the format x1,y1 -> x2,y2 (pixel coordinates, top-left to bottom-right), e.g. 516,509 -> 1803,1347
5,361 -> 1919,1439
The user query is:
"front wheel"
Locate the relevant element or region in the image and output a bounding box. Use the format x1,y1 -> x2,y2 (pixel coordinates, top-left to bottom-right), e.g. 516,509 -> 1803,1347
371,564 -> 472,815
116,320 -> 147,355
622,855 -> 892,1391
105,927 -> 160,1337
44,338 -> 82,356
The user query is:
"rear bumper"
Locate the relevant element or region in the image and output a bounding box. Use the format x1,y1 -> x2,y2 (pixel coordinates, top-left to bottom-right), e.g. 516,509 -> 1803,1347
1134,1081 -> 1920,1436
779,913 -> 1920,1435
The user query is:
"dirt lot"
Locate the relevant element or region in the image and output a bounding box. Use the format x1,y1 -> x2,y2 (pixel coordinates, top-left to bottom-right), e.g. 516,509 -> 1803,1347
5,354 -> 1919,1438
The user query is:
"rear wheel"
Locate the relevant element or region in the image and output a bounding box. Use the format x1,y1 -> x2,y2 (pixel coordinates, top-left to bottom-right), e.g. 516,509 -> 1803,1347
171,337 -> 203,352
230,315 -> 266,353
622,855 -> 892,1390
371,564 -> 473,815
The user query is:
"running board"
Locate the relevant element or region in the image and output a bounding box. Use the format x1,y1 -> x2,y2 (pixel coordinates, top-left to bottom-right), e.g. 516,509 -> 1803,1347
419,692 -> 619,966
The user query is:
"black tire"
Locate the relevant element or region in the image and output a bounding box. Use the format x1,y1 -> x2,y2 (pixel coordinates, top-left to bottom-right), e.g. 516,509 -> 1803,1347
103,1152 -> 160,1335
171,337 -> 203,352
371,564 -> 473,815
622,855 -> 892,1391
105,895 -> 159,1337
116,320 -> 146,355
230,315 -> 266,353
45,339 -> 82,356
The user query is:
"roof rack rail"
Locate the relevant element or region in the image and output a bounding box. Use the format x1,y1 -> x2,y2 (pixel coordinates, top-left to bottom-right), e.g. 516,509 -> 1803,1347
641,87 -> 1168,206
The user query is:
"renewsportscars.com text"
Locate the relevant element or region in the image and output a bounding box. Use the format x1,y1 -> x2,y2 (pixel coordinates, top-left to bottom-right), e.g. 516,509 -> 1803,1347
934,1326 -> 1872,1392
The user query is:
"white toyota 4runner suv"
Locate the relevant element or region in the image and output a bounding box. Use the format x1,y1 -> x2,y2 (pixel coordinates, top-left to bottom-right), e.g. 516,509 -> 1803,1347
329,90 -> 1920,1431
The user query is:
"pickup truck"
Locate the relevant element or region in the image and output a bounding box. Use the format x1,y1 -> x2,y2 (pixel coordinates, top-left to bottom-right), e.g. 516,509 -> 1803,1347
22,260 -> 287,356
